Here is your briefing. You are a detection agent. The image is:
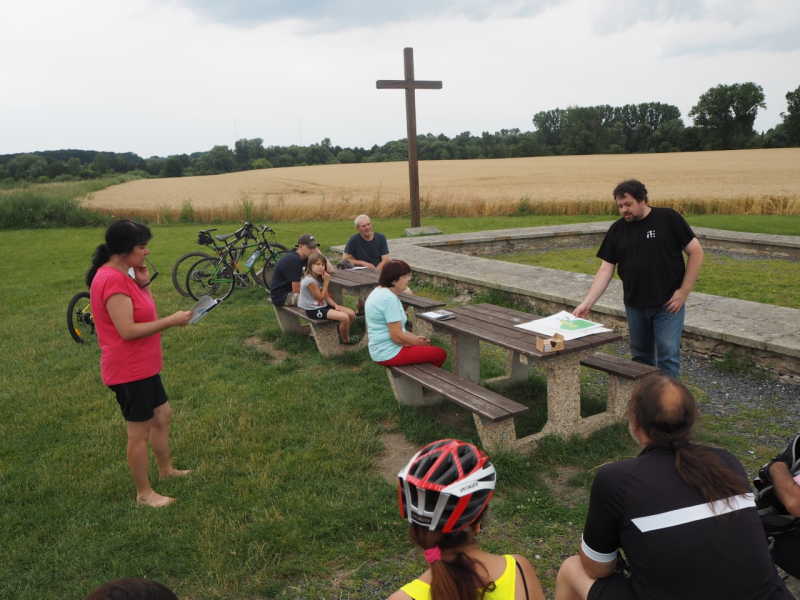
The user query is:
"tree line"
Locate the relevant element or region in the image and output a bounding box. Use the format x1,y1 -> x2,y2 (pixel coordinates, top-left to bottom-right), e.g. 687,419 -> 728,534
2,82 -> 798,185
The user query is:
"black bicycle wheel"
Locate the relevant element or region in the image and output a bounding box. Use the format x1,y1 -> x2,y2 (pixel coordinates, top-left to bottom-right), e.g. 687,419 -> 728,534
250,243 -> 290,287
259,250 -> 290,296
67,291 -> 94,344
186,257 -> 235,301
171,251 -> 213,297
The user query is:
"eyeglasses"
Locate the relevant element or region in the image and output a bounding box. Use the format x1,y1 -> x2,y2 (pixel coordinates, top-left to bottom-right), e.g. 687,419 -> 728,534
137,258 -> 159,288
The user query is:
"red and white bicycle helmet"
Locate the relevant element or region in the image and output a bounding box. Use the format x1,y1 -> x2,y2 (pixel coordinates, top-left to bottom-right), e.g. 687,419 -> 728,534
398,439 -> 496,533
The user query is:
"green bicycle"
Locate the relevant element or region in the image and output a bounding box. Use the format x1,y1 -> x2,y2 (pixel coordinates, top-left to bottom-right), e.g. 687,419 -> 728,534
185,224 -> 289,301
67,291 -> 95,344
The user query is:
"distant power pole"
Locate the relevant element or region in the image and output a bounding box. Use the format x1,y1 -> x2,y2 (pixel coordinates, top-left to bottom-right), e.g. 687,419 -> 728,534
234,118 -> 237,146
377,48 -> 442,228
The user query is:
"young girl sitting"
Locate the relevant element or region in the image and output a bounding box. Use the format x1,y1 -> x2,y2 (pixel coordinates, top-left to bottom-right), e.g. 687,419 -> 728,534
298,251 -> 360,345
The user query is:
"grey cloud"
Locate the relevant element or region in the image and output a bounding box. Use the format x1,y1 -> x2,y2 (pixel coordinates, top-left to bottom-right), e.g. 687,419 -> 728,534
172,0 -> 558,30
589,0 -> 800,54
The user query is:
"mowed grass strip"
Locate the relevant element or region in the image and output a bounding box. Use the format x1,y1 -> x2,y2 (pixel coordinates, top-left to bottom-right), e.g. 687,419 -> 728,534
1,217 -> 795,598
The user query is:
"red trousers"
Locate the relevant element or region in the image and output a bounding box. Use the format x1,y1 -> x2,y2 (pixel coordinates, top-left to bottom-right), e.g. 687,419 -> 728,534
377,345 -> 447,368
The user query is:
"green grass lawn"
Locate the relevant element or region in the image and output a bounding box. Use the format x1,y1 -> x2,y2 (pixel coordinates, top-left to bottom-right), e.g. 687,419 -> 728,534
1,216 -> 796,599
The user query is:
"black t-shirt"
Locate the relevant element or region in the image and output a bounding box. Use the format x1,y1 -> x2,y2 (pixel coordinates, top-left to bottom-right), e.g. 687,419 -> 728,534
270,250 -> 305,306
344,232 -> 389,267
597,208 -> 696,307
582,445 -> 793,600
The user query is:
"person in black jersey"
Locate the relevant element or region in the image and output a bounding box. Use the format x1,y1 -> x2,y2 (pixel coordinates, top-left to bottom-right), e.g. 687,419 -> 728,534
758,436 -> 800,578
555,373 -> 793,600
573,180 -> 703,377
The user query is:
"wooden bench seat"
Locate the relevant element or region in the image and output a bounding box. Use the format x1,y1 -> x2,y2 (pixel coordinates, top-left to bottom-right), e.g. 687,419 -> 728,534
386,363 -> 529,451
272,304 -> 366,357
580,353 -> 660,418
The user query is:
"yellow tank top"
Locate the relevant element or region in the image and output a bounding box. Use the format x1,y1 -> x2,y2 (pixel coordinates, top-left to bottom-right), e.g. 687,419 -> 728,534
400,554 -> 517,600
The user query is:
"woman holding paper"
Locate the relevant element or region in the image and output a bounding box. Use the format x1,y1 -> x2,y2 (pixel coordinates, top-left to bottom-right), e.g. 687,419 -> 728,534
87,219 -> 192,508
365,260 -> 447,368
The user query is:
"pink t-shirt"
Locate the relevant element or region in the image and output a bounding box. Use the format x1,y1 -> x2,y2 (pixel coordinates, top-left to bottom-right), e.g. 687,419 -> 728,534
90,267 -> 163,385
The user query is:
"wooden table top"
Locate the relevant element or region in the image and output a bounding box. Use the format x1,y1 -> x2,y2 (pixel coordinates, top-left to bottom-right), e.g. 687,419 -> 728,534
416,303 -> 622,359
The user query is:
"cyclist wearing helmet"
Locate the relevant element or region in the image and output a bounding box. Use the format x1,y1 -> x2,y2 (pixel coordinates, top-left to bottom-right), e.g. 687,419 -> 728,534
390,439 -> 545,600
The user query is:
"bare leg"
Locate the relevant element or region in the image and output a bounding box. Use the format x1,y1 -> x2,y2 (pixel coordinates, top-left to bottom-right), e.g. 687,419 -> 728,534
126,419 -> 174,507
328,309 -> 352,342
150,402 -> 190,481
555,556 -> 595,600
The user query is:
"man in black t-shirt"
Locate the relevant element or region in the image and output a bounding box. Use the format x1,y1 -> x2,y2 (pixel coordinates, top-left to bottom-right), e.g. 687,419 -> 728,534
555,374 -> 793,600
270,233 -> 332,306
573,180 -> 703,377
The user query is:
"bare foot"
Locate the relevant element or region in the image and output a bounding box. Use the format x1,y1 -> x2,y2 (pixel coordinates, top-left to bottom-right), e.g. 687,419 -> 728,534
136,491 -> 175,508
159,469 -> 191,481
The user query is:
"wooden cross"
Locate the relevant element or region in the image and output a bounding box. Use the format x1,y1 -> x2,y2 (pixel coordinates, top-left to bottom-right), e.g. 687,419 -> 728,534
377,48 -> 442,228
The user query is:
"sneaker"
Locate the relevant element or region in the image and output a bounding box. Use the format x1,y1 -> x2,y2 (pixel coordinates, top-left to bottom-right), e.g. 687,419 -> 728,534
339,334 -> 361,345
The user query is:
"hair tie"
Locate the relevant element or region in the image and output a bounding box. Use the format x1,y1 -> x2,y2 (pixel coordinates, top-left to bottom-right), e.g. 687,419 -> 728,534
424,546 -> 442,563
669,439 -> 688,451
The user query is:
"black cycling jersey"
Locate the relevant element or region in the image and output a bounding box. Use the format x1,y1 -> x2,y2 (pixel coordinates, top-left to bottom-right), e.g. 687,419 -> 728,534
582,445 -> 793,600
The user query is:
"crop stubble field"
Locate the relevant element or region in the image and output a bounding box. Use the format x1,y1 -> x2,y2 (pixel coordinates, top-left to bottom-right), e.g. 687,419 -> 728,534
86,148 -> 800,220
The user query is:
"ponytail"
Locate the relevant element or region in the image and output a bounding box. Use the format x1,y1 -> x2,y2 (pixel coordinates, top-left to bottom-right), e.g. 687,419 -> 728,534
630,374 -> 749,508
409,509 -> 494,600
86,243 -> 111,287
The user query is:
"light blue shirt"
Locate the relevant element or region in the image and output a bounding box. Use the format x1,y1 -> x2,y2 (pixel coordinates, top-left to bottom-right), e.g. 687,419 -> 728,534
365,286 -> 406,362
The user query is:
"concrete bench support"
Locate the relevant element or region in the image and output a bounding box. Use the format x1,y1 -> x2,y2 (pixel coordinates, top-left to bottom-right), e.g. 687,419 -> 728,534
272,304 -> 367,357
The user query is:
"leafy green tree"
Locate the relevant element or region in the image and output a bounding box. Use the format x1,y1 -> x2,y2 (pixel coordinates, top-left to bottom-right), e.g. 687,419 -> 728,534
689,83 -> 766,150
7,154 -> 48,180
203,145 -> 235,173
336,150 -> 356,164
560,106 -> 611,154
251,158 -> 273,169
92,152 -> 109,174
164,156 -> 183,178
781,84 -> 800,145
66,157 -> 82,176
532,109 -> 564,151
234,138 -> 265,168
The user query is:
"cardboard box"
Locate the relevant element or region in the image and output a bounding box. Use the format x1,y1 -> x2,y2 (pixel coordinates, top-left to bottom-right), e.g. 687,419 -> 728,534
536,333 -> 565,353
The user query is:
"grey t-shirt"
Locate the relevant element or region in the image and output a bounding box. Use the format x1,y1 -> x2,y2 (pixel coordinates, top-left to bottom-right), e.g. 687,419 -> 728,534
298,275 -> 327,310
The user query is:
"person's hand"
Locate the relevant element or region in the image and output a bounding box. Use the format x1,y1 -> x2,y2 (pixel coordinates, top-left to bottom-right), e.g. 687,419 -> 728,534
171,311 -> 193,327
417,335 -> 431,346
573,302 -> 590,318
664,289 -> 688,314
133,264 -> 150,286
366,263 -> 377,270
322,271 -> 330,284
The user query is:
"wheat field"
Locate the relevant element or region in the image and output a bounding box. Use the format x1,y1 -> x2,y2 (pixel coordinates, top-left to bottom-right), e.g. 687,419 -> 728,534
85,148 -> 800,221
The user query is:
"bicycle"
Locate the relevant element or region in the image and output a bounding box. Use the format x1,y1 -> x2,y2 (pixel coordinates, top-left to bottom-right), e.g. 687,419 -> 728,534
185,224 -> 289,301
67,291 -> 95,343
172,222 -> 274,297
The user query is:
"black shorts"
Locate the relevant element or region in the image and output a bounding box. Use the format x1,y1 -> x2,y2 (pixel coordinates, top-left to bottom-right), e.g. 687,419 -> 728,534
108,374 -> 168,422
305,306 -> 331,320
588,573 -> 636,600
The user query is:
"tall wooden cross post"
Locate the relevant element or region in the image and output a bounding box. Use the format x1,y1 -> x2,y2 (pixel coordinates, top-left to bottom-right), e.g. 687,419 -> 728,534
377,48 -> 442,228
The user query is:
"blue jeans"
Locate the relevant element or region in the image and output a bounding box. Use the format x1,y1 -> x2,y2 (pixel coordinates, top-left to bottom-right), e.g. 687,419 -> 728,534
625,304 -> 685,378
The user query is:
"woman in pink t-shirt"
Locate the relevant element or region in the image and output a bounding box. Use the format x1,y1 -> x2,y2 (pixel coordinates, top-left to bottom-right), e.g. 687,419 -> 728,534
87,219 -> 192,508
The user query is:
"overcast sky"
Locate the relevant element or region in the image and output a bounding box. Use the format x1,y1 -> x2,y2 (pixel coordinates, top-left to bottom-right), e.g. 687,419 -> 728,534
2,0 -> 798,158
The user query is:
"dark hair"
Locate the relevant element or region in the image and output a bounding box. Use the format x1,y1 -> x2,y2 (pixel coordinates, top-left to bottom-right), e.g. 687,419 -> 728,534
378,260 -> 411,288
629,374 -> 749,507
408,508 -> 494,600
85,578 -> 176,600
613,179 -> 648,203
86,220 -> 152,287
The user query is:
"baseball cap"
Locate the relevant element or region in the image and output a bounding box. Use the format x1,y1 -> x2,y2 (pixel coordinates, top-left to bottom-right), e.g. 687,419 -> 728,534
297,233 -> 318,248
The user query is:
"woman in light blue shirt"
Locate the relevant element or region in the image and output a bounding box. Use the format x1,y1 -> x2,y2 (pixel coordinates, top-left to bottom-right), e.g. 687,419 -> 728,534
365,260 -> 446,367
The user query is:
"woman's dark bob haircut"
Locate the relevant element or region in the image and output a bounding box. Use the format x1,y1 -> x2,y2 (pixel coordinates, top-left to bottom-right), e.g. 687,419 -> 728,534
379,260 -> 412,288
